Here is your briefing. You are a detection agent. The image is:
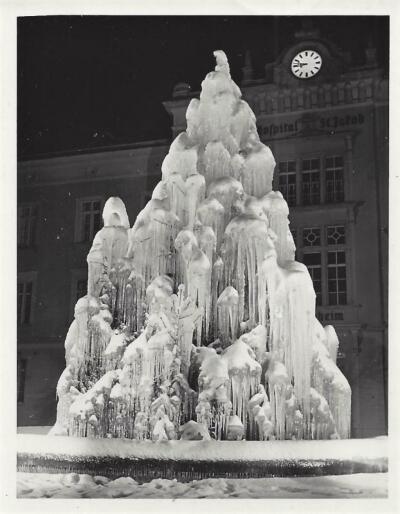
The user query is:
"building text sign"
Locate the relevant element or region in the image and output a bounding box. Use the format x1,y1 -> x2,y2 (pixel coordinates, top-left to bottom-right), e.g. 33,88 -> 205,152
257,112 -> 365,139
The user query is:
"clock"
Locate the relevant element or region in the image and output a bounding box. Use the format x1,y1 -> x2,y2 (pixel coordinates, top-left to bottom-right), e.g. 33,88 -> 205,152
291,50 -> 322,79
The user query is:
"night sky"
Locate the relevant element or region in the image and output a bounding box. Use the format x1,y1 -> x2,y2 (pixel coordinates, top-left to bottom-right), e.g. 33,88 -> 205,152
17,16 -> 389,159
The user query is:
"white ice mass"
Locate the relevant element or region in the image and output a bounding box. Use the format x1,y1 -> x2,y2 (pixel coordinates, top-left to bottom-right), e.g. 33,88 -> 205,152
51,50 -> 351,441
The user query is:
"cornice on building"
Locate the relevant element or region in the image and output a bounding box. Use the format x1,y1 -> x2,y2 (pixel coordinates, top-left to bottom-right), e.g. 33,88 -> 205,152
18,140 -> 170,188
19,138 -> 170,163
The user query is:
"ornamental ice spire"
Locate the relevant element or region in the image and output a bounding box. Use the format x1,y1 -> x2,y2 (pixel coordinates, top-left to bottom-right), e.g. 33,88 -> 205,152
213,50 -> 230,75
51,50 -> 351,442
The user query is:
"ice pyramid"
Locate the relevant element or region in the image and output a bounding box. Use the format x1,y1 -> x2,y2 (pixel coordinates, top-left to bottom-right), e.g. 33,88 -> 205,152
51,51 -> 351,441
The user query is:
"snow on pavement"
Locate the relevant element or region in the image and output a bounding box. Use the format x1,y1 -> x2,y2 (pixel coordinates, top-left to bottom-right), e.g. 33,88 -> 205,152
17,472 -> 387,498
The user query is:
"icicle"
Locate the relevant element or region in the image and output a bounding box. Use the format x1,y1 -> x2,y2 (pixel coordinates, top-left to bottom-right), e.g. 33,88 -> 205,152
133,412 -> 149,440
164,172 -> 187,223
217,286 -> 239,345
261,240 -> 315,423
104,330 -> 126,371
87,199 -> 130,298
187,247 -> 211,345
147,330 -> 174,384
312,332 -> 351,439
222,215 -> 271,327
174,285 -> 200,376
87,308 -> 113,374
240,324 -> 268,363
230,100 -> 257,151
248,385 -> 273,441
203,142 -> 232,184
161,132 -> 198,181
207,257 -> 224,339
222,339 -> 261,433
48,368 -> 79,436
324,325 -> 340,363
68,370 -> 119,437
266,359 -> 290,440
207,177 -> 244,228
310,388 -> 337,440
174,229 -> 198,287
259,191 -> 294,265
146,275 -> 174,316
194,223 -> 216,259
129,199 -> 180,287
185,173 -> 206,229
241,138 -> 275,198
196,349 -> 231,439
284,387 -> 299,439
196,197 -> 225,251
227,415 -> 245,440
194,224 -> 217,325
175,227 -> 211,345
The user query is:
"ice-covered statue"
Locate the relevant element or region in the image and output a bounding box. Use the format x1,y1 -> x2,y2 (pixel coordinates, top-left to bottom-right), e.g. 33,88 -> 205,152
50,50 -> 351,441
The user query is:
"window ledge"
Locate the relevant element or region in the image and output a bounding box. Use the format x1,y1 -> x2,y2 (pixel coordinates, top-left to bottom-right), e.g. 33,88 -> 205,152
291,200 -> 357,213
316,304 -> 360,324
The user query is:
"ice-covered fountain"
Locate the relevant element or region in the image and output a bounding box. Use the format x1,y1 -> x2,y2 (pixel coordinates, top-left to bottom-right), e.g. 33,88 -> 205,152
50,50 -> 351,443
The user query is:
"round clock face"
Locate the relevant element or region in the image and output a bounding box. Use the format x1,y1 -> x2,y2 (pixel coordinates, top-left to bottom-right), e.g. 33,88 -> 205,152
291,50 -> 322,79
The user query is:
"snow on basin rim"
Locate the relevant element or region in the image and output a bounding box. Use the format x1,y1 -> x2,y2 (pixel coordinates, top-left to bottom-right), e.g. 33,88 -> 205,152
17,434 -> 388,462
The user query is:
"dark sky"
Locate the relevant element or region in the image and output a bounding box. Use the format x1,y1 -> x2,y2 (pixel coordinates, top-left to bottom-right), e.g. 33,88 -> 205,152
17,15 -> 389,159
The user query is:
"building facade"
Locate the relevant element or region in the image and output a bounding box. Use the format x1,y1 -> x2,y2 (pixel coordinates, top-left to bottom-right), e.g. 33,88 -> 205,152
18,28 -> 388,437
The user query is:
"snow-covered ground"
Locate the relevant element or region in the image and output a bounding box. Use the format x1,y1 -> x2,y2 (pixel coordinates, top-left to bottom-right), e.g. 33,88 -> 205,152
17,471 -> 387,498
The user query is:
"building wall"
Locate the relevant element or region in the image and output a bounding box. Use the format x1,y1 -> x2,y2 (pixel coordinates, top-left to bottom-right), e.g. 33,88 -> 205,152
17,34 -> 388,437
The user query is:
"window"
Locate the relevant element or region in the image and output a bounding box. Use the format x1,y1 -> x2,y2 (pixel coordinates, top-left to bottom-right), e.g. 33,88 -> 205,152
326,156 -> 344,203
302,158 -> 320,205
303,252 -> 322,306
278,161 -> 296,206
75,197 -> 102,242
17,203 -> 38,247
17,271 -> 37,326
298,225 -> 349,308
18,281 -> 33,325
17,353 -> 27,403
303,227 -> 321,247
327,225 -> 346,245
275,153 -> 345,207
328,251 -> 347,305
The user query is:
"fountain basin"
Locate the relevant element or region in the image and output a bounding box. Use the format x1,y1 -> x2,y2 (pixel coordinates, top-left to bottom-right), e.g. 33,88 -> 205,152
17,434 -> 388,482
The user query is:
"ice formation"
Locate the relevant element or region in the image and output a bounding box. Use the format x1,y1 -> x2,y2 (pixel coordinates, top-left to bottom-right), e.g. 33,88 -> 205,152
51,50 -> 351,441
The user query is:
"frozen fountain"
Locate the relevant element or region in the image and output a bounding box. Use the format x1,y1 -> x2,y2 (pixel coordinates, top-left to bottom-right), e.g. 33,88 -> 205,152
50,50 -> 351,443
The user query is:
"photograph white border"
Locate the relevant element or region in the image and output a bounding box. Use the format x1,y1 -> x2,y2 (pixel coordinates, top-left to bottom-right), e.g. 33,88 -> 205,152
1,1 -> 399,512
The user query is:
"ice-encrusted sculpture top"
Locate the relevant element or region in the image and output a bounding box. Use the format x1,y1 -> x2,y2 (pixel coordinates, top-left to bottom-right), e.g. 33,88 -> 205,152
50,50 -> 351,442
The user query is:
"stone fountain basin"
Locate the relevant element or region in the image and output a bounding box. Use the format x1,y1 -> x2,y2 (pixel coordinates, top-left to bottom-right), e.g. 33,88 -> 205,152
17,434 -> 388,482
